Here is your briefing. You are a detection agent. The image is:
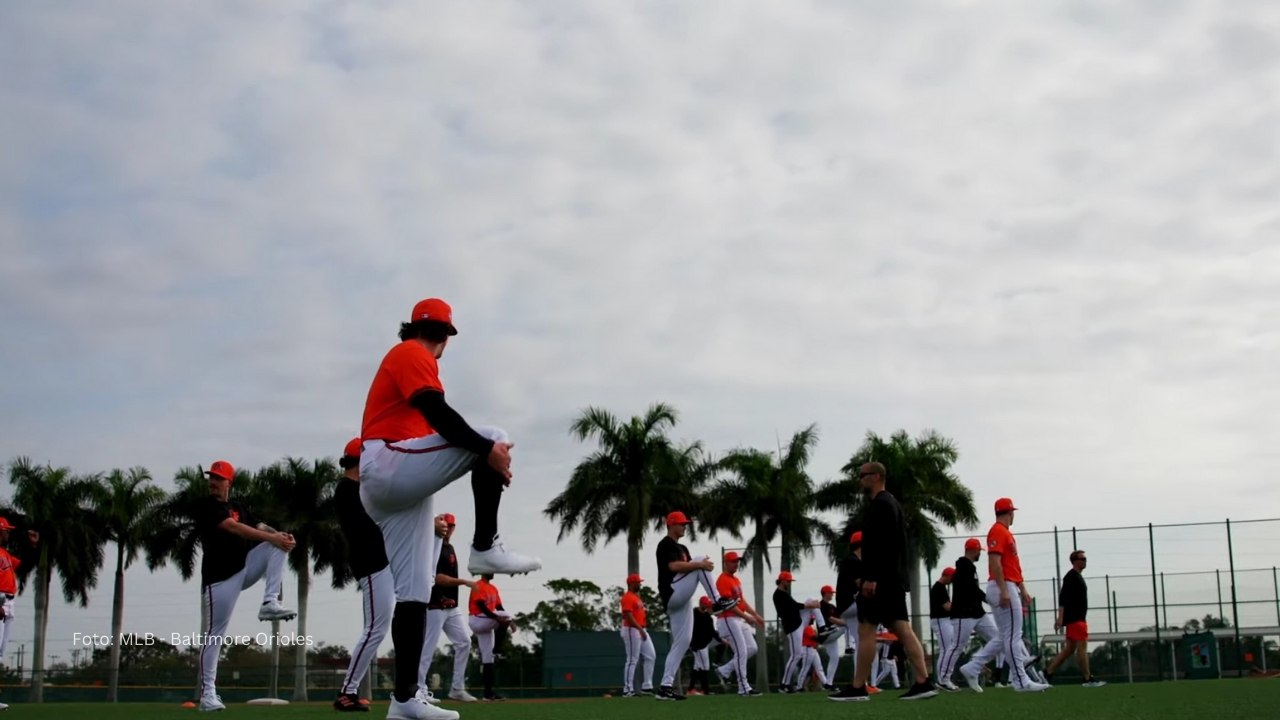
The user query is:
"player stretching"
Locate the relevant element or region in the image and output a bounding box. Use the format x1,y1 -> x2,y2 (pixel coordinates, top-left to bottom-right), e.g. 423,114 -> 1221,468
620,573 -> 656,697
654,511 -> 738,700
929,568 -> 955,686
689,597 -> 719,695
359,298 -> 539,720
1045,550 -> 1106,687
712,551 -> 764,696
834,532 -> 864,662
419,513 -> 479,703
818,585 -> 843,690
969,498 -> 1046,693
829,462 -> 936,701
467,574 -> 515,701
775,571 -> 824,693
0,516 -> 36,711
334,439 -> 393,712
195,460 -> 296,712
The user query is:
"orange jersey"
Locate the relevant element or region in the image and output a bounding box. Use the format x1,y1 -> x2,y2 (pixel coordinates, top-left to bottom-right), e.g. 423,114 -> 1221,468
986,522 -> 1023,583
0,548 -> 18,594
468,579 -> 502,616
803,625 -> 819,648
620,591 -> 647,628
361,341 -> 445,442
715,573 -> 743,618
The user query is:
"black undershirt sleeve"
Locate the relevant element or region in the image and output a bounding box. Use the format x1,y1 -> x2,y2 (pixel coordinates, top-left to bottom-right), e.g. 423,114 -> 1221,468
477,600 -> 501,621
410,390 -> 497,457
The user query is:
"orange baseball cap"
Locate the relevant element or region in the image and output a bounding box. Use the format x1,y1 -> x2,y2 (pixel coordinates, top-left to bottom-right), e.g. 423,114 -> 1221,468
411,298 -> 458,335
723,551 -> 742,563
441,513 -> 456,526
699,596 -> 713,609
0,518 -> 14,531
941,567 -> 956,578
777,571 -> 794,582
206,460 -> 235,482
821,585 -> 834,594
626,573 -> 644,585
965,537 -> 982,551
665,511 -> 690,525
994,497 -> 1018,514
850,531 -> 863,545
343,437 -> 362,459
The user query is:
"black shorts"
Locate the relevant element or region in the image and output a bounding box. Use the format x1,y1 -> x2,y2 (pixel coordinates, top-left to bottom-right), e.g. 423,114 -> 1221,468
857,589 -> 909,627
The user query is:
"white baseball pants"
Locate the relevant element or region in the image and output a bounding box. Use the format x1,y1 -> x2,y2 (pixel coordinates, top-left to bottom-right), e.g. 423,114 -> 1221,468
780,627 -> 805,686
620,627 -> 656,693
660,558 -> 718,687
930,618 -> 957,681
803,602 -> 828,628
874,642 -> 900,688
961,582 -> 1033,688
359,427 -> 508,603
0,596 -> 14,662
197,542 -> 288,696
419,607 -> 470,691
692,647 -> 710,671
469,612 -> 513,663
822,633 -> 842,684
339,567 -> 395,695
942,615 -> 998,682
714,616 -> 756,691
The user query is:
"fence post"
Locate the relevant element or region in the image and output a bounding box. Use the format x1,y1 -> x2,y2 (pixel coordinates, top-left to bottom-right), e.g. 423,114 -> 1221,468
1112,590 -> 1119,637
1053,526 -> 1061,589
1160,572 -> 1168,630
1105,575 -> 1113,633
1149,523 -> 1162,681
1226,519 -> 1243,677
1273,566 -> 1279,626
1216,569 -> 1224,619
1071,526 -> 1078,553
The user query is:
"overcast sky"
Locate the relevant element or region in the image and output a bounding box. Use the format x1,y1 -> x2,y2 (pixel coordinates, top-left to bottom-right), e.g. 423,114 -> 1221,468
3,1 -> 1279,668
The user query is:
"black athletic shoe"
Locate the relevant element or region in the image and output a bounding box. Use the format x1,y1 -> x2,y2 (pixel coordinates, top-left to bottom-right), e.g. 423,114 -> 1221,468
656,686 -> 686,701
333,694 -> 368,712
712,597 -> 739,614
636,688 -> 654,696
900,681 -> 938,701
739,689 -> 763,697
822,684 -> 836,692
816,626 -> 841,643
778,684 -> 795,694
829,686 -> 870,702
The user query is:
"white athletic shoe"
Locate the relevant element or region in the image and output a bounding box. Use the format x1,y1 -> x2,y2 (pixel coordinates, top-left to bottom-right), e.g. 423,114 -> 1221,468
467,536 -> 541,575
414,689 -> 440,705
258,601 -> 297,621
959,667 -> 983,693
387,696 -> 459,720
448,689 -> 478,703
1015,682 -> 1049,693
198,693 -> 226,711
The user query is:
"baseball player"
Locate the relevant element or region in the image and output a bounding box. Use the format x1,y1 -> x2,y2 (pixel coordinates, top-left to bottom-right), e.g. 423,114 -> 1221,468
961,498 -> 1046,693
1045,550 -> 1106,687
334,439 -> 394,712
711,551 -> 764,697
359,298 -> 538,720
929,568 -> 955,685
654,511 -> 738,701
940,538 -> 1000,692
194,460 -> 297,712
818,585 -> 843,690
829,462 -> 936,702
797,623 -> 829,690
834,532 -> 863,659
873,628 -> 901,689
689,597 -> 719,695
467,574 -> 514,701
419,513 -> 479,703
620,573 -> 656,697
0,516 -> 37,711
774,571 -> 823,693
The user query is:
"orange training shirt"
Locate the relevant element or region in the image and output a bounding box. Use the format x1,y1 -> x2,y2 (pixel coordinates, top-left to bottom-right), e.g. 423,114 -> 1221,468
361,341 -> 445,442
715,572 -> 743,619
620,591 -> 647,628
986,522 -> 1023,583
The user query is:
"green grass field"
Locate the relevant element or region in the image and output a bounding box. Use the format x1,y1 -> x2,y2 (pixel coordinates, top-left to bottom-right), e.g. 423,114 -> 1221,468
6,680 -> 1279,720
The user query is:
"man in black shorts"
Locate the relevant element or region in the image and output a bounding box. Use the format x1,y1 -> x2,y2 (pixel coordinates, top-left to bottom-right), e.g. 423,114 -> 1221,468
830,462 -> 936,702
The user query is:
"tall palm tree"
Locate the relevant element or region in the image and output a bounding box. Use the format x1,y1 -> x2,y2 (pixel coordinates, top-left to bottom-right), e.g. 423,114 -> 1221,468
697,424 -> 830,693
251,457 -> 344,702
814,429 -> 979,639
545,404 -> 714,575
93,467 -> 166,702
7,458 -> 108,703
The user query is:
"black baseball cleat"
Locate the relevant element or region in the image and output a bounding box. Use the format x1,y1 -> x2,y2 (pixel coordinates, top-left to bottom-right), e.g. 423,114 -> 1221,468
711,597 -> 739,613
829,686 -> 870,702
778,684 -> 795,694
816,626 -> 841,643
823,684 -> 836,692
900,680 -> 938,701
333,693 -> 368,712
636,688 -> 654,696
655,686 -> 686,701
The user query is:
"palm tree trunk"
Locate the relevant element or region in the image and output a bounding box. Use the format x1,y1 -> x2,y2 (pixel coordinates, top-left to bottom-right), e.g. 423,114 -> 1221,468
752,517 -> 769,693
107,543 -> 125,702
31,561 -> 49,703
293,565 -> 310,701
627,500 -> 642,576
908,561 -> 924,649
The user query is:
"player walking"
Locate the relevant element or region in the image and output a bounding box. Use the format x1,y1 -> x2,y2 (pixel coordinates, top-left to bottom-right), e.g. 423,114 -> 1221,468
1045,550 -> 1106,687
194,460 -> 297,712
0,516 -> 37,711
467,574 -> 515,702
941,539 -> 1000,691
359,298 -> 538,720
419,513 -> 479,703
654,511 -> 737,700
620,573 -> 656,697
797,623 -> 829,690
774,571 -> 824,693
829,462 -> 936,702
334,439 -> 393,712
929,568 -> 955,686
711,551 -> 764,697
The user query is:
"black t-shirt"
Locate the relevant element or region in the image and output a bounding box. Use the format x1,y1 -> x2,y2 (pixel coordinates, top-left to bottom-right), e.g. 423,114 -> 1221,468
862,490 -> 909,591
196,496 -> 256,587
691,610 -> 716,651
1059,569 -> 1088,624
773,587 -> 804,633
820,601 -> 838,625
950,556 -> 985,618
656,536 -> 690,606
835,554 -> 863,614
428,540 -> 460,608
929,582 -> 951,619
334,479 -> 389,580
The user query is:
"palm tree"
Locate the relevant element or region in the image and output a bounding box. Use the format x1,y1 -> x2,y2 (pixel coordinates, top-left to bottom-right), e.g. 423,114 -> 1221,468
814,429 -> 979,639
7,458 -> 108,703
251,458 -> 345,702
545,404 -> 714,576
93,467 -> 166,702
697,424 -> 830,694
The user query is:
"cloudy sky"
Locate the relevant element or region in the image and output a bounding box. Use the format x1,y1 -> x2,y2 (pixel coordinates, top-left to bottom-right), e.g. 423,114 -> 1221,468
3,1 -> 1279,668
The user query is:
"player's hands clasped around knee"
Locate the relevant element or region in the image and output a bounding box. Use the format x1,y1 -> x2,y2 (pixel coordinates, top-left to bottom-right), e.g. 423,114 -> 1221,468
488,442 -> 514,484
273,532 -> 297,553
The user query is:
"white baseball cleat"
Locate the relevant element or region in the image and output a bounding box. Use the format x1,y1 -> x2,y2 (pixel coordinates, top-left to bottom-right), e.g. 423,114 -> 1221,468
447,689 -> 478,703
959,667 -> 983,693
413,689 -> 440,705
387,696 -> 459,720
468,536 -> 541,575
198,693 -> 226,711
258,601 -> 297,621
1015,682 -> 1049,693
